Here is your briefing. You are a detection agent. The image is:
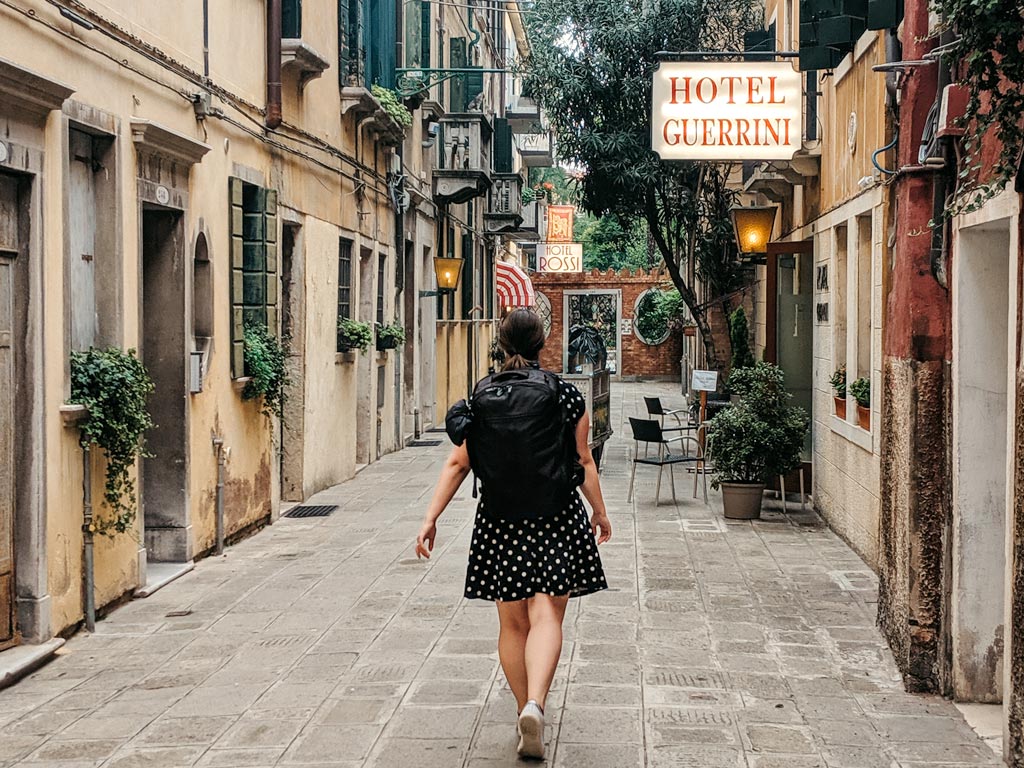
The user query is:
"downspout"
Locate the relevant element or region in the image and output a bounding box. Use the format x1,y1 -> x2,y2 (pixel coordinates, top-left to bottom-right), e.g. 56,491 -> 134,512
929,22 -> 955,288
81,444 -> 95,632
202,0 -> 210,78
266,0 -> 283,129
212,436 -> 227,555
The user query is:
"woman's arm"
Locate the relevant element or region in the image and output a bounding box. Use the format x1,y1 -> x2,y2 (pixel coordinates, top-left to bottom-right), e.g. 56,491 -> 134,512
416,442 -> 471,559
575,413 -> 612,544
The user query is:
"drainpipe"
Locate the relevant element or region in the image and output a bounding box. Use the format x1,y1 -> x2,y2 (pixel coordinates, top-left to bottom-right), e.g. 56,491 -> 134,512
212,436 -> 227,555
266,0 -> 283,129
202,0 -> 210,78
929,21 -> 955,289
81,443 -> 95,632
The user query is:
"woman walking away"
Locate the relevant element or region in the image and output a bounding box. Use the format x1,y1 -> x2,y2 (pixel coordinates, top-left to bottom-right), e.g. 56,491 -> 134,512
416,308 -> 612,761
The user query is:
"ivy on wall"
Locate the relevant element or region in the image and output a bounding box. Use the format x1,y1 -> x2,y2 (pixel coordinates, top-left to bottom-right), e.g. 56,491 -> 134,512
938,0 -> 1024,213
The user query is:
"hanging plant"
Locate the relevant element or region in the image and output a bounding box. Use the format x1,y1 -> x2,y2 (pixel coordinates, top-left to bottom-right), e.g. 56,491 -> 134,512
371,85 -> 413,128
69,347 -> 155,537
522,186 -> 538,204
242,323 -> 290,419
338,317 -> 373,353
376,322 -> 407,351
934,0 -> 1024,214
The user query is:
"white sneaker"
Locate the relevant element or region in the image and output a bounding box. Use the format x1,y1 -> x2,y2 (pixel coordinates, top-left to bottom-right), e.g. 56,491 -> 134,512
516,700 -> 544,760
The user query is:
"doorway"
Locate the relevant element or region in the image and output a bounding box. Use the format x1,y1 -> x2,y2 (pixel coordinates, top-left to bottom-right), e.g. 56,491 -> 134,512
140,208 -> 190,564
0,172 -> 20,649
564,290 -> 621,375
279,223 -> 304,501
952,219 -> 1011,704
775,251 -> 814,457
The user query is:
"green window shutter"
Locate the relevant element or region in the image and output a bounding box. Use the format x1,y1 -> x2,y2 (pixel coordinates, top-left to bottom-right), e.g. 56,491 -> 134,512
493,118 -> 513,173
365,0 -> 396,88
405,0 -> 422,67
461,231 -> 474,317
867,0 -> 903,29
450,37 -> 467,111
282,0 -> 302,38
229,178 -> 245,378
338,0 -> 350,84
347,0 -> 365,87
421,0 -> 431,68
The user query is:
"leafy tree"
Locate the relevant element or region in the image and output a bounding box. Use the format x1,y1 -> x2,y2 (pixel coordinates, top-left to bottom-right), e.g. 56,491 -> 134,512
577,214 -> 654,271
522,0 -> 760,371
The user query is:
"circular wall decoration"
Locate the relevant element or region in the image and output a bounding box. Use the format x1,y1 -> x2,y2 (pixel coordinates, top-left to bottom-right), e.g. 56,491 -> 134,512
633,288 -> 670,346
534,291 -> 552,338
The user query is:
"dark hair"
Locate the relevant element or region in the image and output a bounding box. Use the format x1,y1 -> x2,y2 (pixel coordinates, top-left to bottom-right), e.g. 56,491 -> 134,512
499,308 -> 545,370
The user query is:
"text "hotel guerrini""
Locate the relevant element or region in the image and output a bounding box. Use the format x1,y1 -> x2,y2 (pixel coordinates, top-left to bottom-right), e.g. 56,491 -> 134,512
651,60 -> 803,161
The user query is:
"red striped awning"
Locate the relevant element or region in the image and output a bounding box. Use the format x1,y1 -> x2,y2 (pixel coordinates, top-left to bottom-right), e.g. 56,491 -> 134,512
496,260 -> 535,309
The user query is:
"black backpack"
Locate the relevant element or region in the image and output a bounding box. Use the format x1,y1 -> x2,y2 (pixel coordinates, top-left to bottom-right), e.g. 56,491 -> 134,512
464,368 -> 579,521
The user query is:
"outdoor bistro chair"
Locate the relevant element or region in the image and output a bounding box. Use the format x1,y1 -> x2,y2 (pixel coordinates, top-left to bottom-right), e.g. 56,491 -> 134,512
627,417 -> 708,505
644,396 -> 694,430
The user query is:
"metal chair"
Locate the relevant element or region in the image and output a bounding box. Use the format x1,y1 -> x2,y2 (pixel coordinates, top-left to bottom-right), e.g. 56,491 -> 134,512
627,417 -> 708,505
643,396 -> 693,430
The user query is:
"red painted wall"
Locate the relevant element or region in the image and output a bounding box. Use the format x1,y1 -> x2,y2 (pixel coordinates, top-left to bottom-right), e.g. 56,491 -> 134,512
531,268 -> 685,378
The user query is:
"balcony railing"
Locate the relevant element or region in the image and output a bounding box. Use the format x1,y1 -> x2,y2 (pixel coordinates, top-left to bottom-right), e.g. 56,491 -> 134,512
516,131 -> 554,167
509,199 -> 547,242
433,114 -> 493,204
484,173 -> 524,234
506,94 -> 544,133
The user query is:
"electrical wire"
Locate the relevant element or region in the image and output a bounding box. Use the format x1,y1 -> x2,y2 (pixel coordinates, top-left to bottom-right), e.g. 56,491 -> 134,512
872,130 -> 899,176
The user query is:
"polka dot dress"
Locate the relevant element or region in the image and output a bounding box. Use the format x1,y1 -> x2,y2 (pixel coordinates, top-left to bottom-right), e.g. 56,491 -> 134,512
464,378 -> 609,602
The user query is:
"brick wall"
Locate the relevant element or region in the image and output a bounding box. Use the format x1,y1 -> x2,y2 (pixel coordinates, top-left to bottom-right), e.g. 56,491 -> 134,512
532,268 -> 685,379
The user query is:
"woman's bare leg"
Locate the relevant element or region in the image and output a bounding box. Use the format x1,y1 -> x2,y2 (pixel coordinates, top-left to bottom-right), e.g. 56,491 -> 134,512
496,600 -> 530,712
525,593 -> 570,709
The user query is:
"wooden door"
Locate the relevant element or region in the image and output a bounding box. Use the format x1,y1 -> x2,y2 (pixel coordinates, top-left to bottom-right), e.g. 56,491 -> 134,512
0,174 -> 17,648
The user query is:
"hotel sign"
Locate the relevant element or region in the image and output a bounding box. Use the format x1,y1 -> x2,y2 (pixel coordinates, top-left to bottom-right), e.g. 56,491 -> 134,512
537,242 -> 583,273
651,60 -> 803,161
546,205 -> 575,242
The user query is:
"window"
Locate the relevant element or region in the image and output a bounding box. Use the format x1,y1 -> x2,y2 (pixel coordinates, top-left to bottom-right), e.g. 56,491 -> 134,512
832,223 -> 848,381
339,0 -> 397,88
337,238 -> 353,351
229,177 -> 278,378
405,0 -> 430,68
283,0 -> 302,38
856,214 -> 872,379
376,252 -> 386,326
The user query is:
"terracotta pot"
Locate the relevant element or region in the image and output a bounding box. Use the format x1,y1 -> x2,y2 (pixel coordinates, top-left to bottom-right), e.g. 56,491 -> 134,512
834,396 -> 847,420
720,482 -> 765,520
857,405 -> 870,430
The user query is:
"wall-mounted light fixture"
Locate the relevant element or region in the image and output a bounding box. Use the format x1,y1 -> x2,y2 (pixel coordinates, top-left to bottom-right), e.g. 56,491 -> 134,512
730,204 -> 777,258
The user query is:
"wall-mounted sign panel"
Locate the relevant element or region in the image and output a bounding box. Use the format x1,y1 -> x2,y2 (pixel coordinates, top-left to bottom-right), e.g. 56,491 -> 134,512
537,242 -> 583,273
546,205 -> 575,242
651,60 -> 803,161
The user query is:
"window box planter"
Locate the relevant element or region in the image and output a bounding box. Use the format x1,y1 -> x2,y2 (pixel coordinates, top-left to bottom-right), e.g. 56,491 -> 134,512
60,403 -> 90,427
335,351 -> 357,364
834,396 -> 847,420
857,405 -> 870,431
376,337 -> 399,352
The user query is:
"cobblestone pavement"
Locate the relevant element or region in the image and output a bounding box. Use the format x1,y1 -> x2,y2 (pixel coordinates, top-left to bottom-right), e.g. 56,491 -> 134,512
0,383 -> 1002,768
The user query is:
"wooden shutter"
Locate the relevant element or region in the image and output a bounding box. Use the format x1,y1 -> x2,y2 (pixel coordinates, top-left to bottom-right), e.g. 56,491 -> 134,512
283,0 -> 302,38
450,37 -> 467,111
461,227 -> 474,317
338,0 -> 350,84
493,118 -> 513,173
229,178 -> 278,378
421,0 -> 431,68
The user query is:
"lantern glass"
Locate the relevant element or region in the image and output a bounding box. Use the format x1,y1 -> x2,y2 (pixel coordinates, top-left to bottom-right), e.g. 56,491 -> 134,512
433,256 -> 464,293
730,205 -> 777,256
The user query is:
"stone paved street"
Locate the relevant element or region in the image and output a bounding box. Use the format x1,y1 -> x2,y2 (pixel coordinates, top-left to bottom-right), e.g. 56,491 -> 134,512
0,383 -> 1001,768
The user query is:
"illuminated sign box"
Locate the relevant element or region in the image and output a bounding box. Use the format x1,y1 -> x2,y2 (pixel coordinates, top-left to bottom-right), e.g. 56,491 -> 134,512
651,60 -> 803,161
537,243 -> 583,273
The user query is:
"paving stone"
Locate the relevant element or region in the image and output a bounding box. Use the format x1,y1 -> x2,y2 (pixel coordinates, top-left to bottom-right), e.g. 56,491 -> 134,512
0,383 -> 1001,768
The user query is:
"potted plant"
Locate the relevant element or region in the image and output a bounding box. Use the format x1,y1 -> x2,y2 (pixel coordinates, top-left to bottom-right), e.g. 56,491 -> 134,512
706,362 -> 809,520
338,318 -> 373,354
850,376 -> 870,430
830,364 -> 847,419
376,322 -> 406,351
567,324 -> 607,372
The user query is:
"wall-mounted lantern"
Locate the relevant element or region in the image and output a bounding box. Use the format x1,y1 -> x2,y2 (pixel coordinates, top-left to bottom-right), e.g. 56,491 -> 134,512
433,256 -> 465,294
730,204 -> 778,258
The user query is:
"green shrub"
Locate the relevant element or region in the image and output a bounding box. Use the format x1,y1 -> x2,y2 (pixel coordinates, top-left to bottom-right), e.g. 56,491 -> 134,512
634,289 -> 669,345
830,364 -> 847,398
706,362 -> 808,486
728,307 -> 755,371
242,323 -> 289,419
337,318 -> 373,353
371,85 -> 412,128
376,322 -> 407,350
849,376 -> 870,408
69,347 -> 155,536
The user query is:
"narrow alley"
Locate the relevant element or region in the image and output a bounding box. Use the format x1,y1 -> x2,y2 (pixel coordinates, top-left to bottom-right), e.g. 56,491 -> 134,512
0,384 -> 999,768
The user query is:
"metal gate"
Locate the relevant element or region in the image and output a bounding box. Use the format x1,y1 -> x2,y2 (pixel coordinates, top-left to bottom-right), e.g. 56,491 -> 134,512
563,290 -> 622,375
